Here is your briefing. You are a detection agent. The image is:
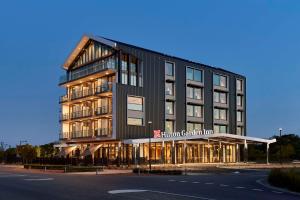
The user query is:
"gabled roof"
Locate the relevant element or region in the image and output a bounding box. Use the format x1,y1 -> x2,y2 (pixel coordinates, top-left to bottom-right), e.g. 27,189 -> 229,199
62,34 -> 117,70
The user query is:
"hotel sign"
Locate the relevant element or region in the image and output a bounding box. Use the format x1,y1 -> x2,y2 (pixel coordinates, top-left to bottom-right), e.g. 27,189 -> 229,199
153,129 -> 214,139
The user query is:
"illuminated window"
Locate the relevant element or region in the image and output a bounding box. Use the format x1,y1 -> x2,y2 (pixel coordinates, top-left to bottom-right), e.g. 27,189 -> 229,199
128,118 -> 143,126
128,96 -> 143,111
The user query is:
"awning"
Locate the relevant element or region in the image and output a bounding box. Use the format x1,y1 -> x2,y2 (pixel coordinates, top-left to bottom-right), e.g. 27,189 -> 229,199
57,145 -> 78,157
80,144 -> 103,157
123,133 -> 276,145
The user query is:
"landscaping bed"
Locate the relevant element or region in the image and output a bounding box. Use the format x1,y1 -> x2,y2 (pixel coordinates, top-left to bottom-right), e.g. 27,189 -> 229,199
268,168 -> 300,193
133,168 -> 182,175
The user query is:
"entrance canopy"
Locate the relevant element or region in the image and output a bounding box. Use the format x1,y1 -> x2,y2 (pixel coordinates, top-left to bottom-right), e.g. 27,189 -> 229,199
123,133 -> 276,145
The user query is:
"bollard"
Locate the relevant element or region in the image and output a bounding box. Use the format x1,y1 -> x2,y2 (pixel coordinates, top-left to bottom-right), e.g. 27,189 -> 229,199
44,166 -> 47,172
64,166 -> 67,173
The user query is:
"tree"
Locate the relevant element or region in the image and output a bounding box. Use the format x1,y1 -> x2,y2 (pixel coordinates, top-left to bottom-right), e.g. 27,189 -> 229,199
5,148 -> 17,163
17,144 -> 37,164
39,143 -> 55,158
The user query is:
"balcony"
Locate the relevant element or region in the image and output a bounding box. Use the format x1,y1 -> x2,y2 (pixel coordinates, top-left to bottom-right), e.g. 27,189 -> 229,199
59,132 -> 70,140
95,106 -> 112,115
71,130 -> 93,139
59,95 -> 68,103
95,83 -> 112,94
94,128 -> 112,137
59,113 -> 69,121
70,109 -> 93,119
59,56 -> 117,85
70,88 -> 93,100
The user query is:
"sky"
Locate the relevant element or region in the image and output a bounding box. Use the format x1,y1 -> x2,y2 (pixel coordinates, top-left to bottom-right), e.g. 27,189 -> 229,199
0,0 -> 299,146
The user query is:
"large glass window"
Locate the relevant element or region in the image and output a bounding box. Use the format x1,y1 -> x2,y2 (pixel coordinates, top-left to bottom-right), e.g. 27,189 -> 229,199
165,101 -> 174,115
236,79 -> 243,91
165,121 -> 174,133
165,82 -> 174,96
128,96 -> 143,111
214,108 -> 227,120
121,55 -> 128,84
214,125 -> 227,133
237,111 -> 243,122
213,74 -> 227,87
237,95 -> 242,106
187,123 -> 202,131
165,62 -> 174,76
186,67 -> 203,82
187,105 -> 203,118
130,57 -> 137,86
187,86 -> 202,100
237,126 -> 243,135
214,91 -> 227,104
128,118 -> 143,126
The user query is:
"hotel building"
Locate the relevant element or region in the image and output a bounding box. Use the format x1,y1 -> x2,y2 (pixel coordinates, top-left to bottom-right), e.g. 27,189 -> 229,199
57,35 -> 275,165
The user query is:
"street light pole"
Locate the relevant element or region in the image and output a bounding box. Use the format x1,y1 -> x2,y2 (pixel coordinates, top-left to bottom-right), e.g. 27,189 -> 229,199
279,128 -> 282,164
148,121 -> 152,172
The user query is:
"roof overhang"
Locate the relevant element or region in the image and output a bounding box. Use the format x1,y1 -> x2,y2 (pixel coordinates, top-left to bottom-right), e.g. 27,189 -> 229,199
62,34 -> 118,70
123,133 -> 276,145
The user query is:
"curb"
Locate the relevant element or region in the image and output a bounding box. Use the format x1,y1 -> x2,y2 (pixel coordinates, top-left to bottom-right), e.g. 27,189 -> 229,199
256,179 -> 300,197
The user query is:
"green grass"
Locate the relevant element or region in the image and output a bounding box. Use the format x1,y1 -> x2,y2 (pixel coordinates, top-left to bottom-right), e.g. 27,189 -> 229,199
268,168 -> 300,192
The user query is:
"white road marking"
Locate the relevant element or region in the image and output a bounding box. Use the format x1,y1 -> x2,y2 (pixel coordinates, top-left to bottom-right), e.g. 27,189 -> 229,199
192,181 -> 200,184
108,189 -> 215,200
252,189 -> 263,192
272,191 -> 283,194
168,179 -> 176,182
0,174 -> 27,177
235,186 -> 245,189
24,178 -> 54,181
180,180 -> 187,183
108,189 -> 148,194
220,184 -> 229,187
205,182 -> 214,185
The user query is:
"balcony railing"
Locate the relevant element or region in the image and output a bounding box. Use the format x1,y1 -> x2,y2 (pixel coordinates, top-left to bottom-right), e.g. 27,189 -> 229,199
70,88 -> 93,100
59,56 -> 117,84
94,128 -> 112,137
59,83 -> 113,103
59,113 -> 69,121
71,130 -> 93,139
60,128 -> 112,140
70,109 -> 93,119
95,106 -> 112,115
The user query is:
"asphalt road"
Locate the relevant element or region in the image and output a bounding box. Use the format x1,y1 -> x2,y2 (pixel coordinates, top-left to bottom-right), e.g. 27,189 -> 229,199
0,167 -> 299,200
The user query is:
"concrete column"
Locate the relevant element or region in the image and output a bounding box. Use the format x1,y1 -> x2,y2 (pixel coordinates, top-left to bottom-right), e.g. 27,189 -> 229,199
266,143 -> 269,164
207,139 -> 210,163
183,141 -> 187,164
223,144 -> 226,163
236,144 -> 240,163
161,141 -> 165,164
219,141 -> 222,163
172,140 -> 176,164
244,140 -> 248,163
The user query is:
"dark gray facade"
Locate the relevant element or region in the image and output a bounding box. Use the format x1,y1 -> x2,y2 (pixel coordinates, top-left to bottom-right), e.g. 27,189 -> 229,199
112,40 -> 246,140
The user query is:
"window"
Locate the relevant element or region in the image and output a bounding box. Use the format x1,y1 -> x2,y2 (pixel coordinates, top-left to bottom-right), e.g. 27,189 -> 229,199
214,108 -> 227,120
165,121 -> 174,133
214,125 -> 227,133
237,79 -> 243,91
187,105 -> 203,118
213,74 -> 227,87
128,118 -> 143,126
237,95 -> 242,106
128,96 -> 143,111
130,57 -> 137,86
139,62 -> 143,87
187,86 -> 202,100
121,55 -> 128,84
186,67 -> 203,82
165,62 -> 174,76
214,91 -> 227,104
165,82 -> 174,96
187,123 -> 202,131
237,126 -> 243,135
165,101 -> 174,115
237,111 -> 243,122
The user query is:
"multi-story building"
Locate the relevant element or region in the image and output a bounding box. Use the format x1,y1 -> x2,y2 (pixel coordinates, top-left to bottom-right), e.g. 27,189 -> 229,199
57,35 -> 275,165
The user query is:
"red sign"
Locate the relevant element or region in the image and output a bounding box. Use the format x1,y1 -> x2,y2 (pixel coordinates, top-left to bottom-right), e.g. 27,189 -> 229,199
153,130 -> 161,138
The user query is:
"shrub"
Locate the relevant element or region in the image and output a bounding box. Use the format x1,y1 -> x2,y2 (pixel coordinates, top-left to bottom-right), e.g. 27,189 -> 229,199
268,168 -> 300,192
133,168 -> 182,175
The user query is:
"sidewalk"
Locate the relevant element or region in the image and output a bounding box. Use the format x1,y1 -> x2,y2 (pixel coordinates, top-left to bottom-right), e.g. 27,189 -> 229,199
67,169 -> 132,175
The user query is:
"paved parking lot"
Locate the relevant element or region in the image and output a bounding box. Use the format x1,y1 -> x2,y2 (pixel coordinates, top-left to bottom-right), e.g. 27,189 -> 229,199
0,167 -> 299,200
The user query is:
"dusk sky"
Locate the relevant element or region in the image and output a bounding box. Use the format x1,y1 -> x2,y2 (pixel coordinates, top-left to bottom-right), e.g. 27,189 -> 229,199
0,0 -> 299,146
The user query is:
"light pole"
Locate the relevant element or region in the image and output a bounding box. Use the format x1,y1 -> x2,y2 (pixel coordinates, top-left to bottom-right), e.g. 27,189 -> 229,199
279,128 -> 282,164
18,140 -> 28,164
148,121 -> 152,172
